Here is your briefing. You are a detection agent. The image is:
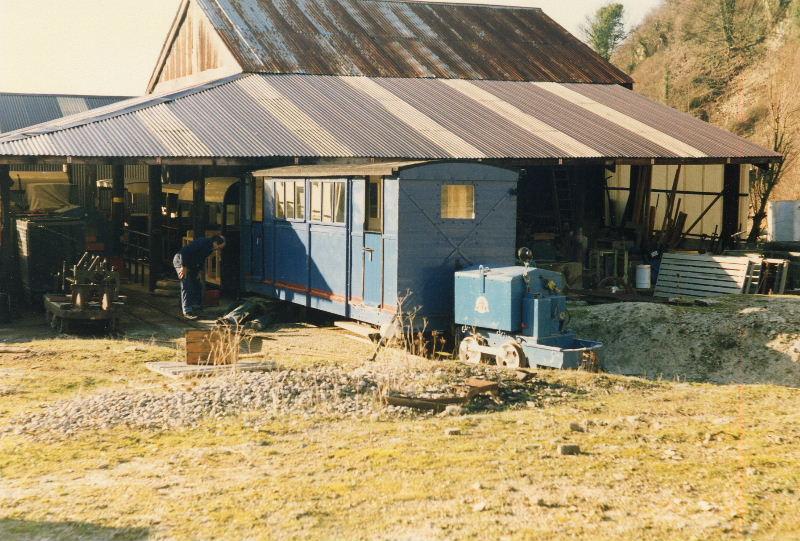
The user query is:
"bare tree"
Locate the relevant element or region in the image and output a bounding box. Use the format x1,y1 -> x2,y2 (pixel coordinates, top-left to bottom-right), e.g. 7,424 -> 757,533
684,0 -> 768,107
747,76 -> 798,244
582,3 -> 627,61
698,0 -> 765,56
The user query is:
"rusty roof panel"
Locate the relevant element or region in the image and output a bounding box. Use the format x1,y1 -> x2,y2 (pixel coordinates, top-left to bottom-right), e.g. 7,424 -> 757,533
375,77 -> 567,158
194,0 -> 634,84
565,83 -> 776,160
0,74 -> 781,162
0,93 -> 128,133
263,75 -> 449,157
472,80 -> 682,158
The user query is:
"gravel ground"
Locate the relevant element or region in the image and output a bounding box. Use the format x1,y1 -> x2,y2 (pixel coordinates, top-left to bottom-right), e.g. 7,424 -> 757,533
5,362 -> 570,438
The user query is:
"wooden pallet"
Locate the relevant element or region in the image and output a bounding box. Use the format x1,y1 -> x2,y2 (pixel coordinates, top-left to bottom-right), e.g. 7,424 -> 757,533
654,253 -> 753,298
145,360 -> 276,379
744,258 -> 790,294
334,321 -> 380,340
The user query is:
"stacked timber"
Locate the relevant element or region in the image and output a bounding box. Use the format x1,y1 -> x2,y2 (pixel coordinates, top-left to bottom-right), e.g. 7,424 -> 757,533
654,253 -> 753,298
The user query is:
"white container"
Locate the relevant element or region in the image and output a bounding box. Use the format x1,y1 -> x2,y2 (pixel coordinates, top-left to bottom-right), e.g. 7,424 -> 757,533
767,200 -> 800,242
635,264 -> 651,289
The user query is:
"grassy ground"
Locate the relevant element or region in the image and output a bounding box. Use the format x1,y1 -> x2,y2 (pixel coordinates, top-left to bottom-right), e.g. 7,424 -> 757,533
1,326 -> 799,540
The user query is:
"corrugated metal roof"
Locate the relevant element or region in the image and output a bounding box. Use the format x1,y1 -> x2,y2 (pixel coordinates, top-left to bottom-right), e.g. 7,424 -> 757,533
0,73 -> 780,162
0,92 -> 129,133
192,0 -> 633,85
254,160 -> 426,177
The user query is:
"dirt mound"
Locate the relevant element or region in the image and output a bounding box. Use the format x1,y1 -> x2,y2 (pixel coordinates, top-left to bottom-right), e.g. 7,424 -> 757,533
569,297 -> 800,386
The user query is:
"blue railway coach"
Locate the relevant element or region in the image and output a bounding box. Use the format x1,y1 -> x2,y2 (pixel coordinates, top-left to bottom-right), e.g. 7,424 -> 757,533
241,161 -> 519,329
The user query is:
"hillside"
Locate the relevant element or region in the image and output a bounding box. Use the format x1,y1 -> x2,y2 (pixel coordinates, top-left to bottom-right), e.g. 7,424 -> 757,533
613,0 -> 800,201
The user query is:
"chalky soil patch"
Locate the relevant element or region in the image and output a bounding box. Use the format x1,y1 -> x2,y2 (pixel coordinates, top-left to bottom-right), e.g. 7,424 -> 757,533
570,296 -> 800,385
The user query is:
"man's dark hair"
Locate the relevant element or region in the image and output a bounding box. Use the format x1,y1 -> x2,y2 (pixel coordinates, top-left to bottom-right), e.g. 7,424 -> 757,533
212,235 -> 226,245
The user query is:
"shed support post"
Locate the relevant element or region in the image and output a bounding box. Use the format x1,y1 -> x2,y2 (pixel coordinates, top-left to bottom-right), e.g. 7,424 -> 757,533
0,165 -> 13,290
111,164 -> 125,256
82,165 -> 98,211
148,165 -> 163,292
193,166 -> 206,240
65,164 -> 74,205
721,164 -> 740,250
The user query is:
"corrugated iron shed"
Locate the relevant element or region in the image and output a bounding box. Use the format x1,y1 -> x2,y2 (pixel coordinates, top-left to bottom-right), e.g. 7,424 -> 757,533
0,93 -> 129,133
0,74 -> 780,163
160,0 -> 633,85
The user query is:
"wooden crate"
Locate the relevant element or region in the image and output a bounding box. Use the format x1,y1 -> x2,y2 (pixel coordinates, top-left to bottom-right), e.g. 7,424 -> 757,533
654,253 -> 752,298
185,329 -> 239,365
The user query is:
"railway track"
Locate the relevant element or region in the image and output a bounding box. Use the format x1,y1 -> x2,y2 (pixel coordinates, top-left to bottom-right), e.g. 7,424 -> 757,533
120,287 -> 209,336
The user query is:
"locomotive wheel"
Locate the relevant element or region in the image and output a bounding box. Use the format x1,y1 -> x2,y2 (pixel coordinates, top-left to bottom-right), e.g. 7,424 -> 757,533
458,336 -> 483,365
496,341 -> 527,369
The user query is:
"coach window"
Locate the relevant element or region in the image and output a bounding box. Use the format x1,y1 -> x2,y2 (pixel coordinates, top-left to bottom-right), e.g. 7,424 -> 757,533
365,176 -> 382,232
274,180 -> 306,220
311,180 -> 346,225
275,181 -> 285,219
441,184 -> 475,220
253,178 -> 264,222
310,181 -> 322,221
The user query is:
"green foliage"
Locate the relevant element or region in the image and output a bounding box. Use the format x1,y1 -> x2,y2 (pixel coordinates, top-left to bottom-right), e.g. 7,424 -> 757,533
582,3 -> 627,61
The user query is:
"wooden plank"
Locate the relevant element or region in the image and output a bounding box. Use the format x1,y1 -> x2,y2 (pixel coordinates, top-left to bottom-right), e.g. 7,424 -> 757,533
334,320 -> 379,339
656,273 -> 744,288
660,260 -> 751,271
656,271 -> 745,288
658,274 -> 747,288
655,280 -> 743,295
656,273 -> 745,287
778,261 -> 789,294
656,253 -> 750,298
148,165 -> 163,292
655,279 -> 744,294
660,261 -> 750,272
658,270 -> 746,284
383,394 -> 466,412
653,287 -> 717,298
658,265 -> 748,279
0,346 -> 31,354
185,329 -> 236,365
662,253 -> 751,265
145,360 -> 276,379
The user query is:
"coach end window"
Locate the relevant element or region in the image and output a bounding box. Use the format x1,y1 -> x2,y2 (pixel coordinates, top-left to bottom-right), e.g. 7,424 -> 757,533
441,184 -> 475,220
253,178 -> 264,222
365,176 -> 383,232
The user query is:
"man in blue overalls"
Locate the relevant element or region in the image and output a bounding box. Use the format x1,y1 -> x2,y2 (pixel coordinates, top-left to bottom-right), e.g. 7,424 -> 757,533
172,235 -> 225,319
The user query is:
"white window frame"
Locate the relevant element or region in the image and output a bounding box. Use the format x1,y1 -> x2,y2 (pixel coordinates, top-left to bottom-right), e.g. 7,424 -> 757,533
274,180 -> 306,221
309,179 -> 347,225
